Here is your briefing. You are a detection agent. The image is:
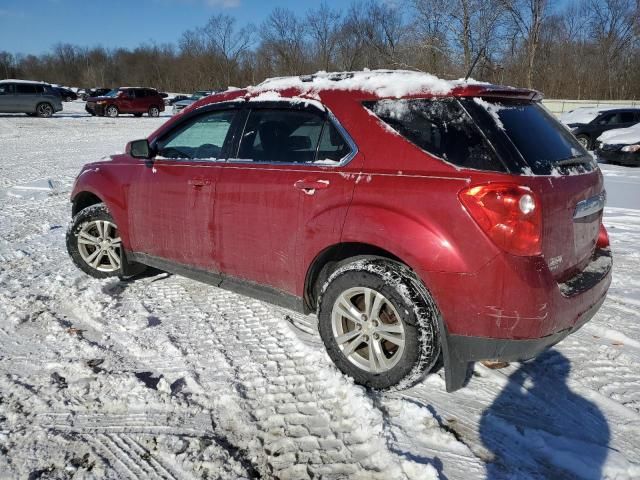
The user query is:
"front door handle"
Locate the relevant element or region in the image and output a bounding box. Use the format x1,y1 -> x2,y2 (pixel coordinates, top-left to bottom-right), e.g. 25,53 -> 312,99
188,178 -> 211,187
294,179 -> 330,195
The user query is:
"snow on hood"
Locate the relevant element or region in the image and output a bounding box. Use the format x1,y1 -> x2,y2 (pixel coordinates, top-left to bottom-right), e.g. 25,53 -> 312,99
598,123 -> 640,146
249,70 -> 487,99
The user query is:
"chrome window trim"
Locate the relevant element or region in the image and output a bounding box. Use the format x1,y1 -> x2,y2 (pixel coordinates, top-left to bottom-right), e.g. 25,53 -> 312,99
225,106 -> 358,168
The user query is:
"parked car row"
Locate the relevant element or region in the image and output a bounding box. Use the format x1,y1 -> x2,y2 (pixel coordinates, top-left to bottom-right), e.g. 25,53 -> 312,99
560,106 -> 640,166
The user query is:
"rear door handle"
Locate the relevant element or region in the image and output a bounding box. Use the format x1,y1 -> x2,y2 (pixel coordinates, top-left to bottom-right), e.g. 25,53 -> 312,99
188,178 -> 211,187
294,179 -> 330,194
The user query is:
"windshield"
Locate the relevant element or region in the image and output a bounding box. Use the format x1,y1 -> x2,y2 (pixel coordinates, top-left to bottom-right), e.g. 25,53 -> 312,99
464,99 -> 596,175
103,89 -> 120,98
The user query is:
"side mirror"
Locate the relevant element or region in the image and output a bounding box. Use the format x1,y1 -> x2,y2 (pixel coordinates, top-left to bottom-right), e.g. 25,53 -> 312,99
127,139 -> 154,160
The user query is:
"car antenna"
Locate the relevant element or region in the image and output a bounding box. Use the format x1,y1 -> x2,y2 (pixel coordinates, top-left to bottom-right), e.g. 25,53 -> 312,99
464,47 -> 486,82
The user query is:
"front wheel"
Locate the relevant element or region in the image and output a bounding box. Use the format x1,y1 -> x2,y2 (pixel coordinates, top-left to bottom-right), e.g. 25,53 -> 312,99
318,258 -> 441,390
66,203 -> 123,278
105,105 -> 119,117
148,106 -> 160,117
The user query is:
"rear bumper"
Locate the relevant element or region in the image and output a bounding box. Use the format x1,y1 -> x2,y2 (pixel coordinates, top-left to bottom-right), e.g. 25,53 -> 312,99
443,294 -> 604,391
436,247 -> 612,391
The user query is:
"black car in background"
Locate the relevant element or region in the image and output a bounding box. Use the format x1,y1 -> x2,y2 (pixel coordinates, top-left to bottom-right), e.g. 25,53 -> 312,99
81,88 -> 111,101
53,86 -> 77,102
597,142 -> 640,166
565,108 -> 640,149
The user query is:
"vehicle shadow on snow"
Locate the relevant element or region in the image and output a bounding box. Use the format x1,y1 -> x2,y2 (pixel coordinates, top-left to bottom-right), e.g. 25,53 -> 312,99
479,350 -> 610,479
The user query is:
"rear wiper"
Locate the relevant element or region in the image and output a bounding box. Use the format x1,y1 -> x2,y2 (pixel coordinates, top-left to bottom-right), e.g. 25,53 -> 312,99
555,156 -> 593,167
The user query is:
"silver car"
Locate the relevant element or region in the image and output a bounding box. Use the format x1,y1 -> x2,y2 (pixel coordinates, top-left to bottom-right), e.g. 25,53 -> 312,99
172,90 -> 215,115
0,80 -> 63,117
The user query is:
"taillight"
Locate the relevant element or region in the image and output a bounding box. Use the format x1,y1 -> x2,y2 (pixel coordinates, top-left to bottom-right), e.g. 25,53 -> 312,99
597,223 -> 610,248
459,183 -> 542,256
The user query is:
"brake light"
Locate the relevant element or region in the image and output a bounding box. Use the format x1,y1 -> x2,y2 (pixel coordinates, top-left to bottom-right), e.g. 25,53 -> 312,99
459,183 -> 542,256
597,223 -> 610,248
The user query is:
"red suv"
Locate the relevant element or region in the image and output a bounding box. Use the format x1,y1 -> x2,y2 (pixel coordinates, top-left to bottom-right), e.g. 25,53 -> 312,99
85,87 -> 165,117
66,71 -> 611,391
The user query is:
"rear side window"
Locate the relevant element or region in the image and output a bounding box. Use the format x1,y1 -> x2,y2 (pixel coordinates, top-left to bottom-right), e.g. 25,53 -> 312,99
238,109 -> 325,163
364,99 -> 505,172
464,99 -> 595,175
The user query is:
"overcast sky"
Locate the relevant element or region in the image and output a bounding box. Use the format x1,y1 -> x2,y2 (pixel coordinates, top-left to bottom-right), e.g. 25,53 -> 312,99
0,0 -> 348,55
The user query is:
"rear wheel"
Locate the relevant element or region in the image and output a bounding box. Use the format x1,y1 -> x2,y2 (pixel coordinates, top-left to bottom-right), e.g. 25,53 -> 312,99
576,134 -> 590,150
66,203 -> 123,278
318,258 -> 441,390
105,105 -> 119,117
148,106 -> 160,117
36,103 -> 53,118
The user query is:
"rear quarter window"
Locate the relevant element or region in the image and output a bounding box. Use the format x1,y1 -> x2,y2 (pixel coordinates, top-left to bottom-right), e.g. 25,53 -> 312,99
364,99 -> 506,172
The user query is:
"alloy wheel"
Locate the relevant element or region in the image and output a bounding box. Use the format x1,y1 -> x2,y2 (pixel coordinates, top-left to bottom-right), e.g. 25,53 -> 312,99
37,104 -> 53,117
331,287 -> 405,373
77,220 -> 122,272
106,106 -> 118,117
148,107 -> 159,117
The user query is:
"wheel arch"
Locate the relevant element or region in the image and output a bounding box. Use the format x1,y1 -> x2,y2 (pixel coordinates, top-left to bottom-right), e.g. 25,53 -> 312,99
72,191 -> 104,216
303,242 -> 404,314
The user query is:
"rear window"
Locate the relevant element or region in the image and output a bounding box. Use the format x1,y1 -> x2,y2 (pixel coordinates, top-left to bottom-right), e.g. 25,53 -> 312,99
364,99 -> 506,172
464,99 -> 596,175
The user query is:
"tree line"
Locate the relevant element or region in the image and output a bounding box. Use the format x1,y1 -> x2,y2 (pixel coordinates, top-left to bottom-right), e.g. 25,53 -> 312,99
0,0 -> 638,100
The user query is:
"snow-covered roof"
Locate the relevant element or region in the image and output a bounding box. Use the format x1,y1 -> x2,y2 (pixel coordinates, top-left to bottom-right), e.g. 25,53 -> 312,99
0,78 -> 50,85
598,123 -> 640,146
250,70 -> 488,99
559,107 -> 606,125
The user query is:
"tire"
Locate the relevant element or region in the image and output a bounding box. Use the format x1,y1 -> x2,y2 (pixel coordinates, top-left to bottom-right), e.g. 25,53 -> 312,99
576,134 -> 590,150
66,203 -> 124,279
148,106 -> 160,117
65,96 -> 73,102
105,105 -> 119,117
35,102 -> 53,118
317,257 -> 441,390
133,113 -> 143,117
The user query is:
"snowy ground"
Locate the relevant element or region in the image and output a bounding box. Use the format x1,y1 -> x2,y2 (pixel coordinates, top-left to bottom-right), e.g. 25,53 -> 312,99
0,102 -> 639,479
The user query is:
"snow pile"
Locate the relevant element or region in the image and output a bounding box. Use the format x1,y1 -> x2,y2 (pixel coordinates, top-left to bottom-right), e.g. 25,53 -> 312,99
598,123 -> 640,146
251,70 -> 487,99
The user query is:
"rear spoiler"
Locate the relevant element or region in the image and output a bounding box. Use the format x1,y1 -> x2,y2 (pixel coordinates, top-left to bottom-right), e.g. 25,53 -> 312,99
453,84 -> 543,102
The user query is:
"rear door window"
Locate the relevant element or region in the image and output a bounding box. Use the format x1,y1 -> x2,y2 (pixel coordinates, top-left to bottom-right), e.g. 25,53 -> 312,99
15,84 -> 37,94
237,109 -> 325,163
619,111 -> 635,123
364,98 -> 505,172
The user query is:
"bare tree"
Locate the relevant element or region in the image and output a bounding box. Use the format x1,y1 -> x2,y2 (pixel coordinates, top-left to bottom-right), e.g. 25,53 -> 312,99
306,1 -> 342,71
501,0 -> 549,88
